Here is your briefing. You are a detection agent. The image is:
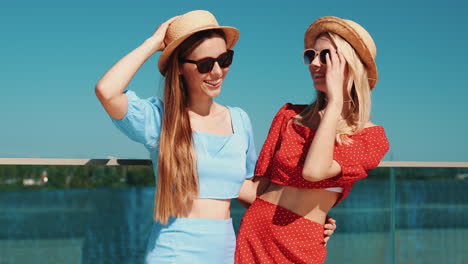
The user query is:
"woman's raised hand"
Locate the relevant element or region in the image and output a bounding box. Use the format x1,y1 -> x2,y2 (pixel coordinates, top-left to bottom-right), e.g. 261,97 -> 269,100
324,48 -> 346,104
147,16 -> 180,53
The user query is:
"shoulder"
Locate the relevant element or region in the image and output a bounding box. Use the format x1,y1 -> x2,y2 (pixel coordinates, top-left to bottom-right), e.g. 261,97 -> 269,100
364,121 -> 377,128
353,124 -> 387,138
353,121 -> 386,135
276,103 -> 308,118
227,106 -> 253,128
228,106 -> 251,123
229,106 -> 249,116
125,90 -> 163,110
351,124 -> 390,151
337,124 -> 390,168
361,123 -> 387,137
147,96 -> 164,108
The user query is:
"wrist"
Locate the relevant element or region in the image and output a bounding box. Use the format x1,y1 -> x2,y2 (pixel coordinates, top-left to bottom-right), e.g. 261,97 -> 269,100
323,106 -> 342,121
326,98 -> 344,109
143,37 -> 163,54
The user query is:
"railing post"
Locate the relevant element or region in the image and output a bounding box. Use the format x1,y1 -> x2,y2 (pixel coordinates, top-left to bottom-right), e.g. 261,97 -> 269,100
389,167 -> 396,264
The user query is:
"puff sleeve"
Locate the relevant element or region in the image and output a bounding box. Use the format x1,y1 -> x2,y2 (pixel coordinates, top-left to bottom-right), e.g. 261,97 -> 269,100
110,90 -> 163,151
333,126 -> 390,184
239,109 -> 258,179
254,103 -> 290,178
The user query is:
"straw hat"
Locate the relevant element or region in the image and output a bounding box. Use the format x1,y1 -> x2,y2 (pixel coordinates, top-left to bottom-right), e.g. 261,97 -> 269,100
305,16 -> 378,89
158,10 -> 239,75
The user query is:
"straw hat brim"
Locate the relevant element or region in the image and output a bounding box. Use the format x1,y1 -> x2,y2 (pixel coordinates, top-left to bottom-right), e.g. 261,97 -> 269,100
305,16 -> 378,89
158,25 -> 239,75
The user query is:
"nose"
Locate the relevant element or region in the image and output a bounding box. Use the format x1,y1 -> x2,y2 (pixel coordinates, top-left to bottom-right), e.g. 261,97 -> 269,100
210,61 -> 223,76
310,54 -> 322,68
309,54 -> 323,73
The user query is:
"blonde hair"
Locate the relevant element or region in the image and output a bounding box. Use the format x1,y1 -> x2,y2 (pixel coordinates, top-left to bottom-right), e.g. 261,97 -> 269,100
155,29 -> 226,224
297,32 -> 371,144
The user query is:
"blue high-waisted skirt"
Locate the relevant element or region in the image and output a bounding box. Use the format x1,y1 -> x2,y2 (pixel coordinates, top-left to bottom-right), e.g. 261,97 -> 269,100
144,217 -> 236,264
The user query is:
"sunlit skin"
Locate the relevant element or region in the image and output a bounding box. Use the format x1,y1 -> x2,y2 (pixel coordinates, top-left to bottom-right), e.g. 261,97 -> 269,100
180,37 -> 229,101
309,36 -> 350,101
309,37 -> 336,93
180,36 -> 234,136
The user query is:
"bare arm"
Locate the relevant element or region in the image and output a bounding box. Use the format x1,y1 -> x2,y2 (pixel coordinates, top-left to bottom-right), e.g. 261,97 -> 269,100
236,176 -> 271,208
95,16 -> 178,120
237,179 -> 259,206
302,48 -> 347,182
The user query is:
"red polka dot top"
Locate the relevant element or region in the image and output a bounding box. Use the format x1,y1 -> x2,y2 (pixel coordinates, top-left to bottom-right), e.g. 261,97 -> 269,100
255,103 -> 390,206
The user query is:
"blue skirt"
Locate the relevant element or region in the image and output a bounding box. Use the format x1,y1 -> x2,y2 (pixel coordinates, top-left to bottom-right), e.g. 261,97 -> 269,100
144,217 -> 235,264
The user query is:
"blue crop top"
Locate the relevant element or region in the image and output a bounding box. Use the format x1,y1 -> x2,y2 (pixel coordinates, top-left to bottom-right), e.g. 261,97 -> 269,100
111,90 -> 257,199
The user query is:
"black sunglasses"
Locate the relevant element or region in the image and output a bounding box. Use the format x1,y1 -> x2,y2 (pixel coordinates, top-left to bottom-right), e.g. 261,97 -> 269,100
180,50 -> 234,74
303,49 -> 330,65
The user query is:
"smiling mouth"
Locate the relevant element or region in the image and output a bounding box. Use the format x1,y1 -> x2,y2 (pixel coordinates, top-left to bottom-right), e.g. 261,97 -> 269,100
313,73 -> 325,80
204,79 -> 222,87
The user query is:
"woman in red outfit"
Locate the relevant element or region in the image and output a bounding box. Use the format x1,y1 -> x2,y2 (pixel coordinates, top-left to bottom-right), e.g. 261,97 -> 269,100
235,16 -> 390,264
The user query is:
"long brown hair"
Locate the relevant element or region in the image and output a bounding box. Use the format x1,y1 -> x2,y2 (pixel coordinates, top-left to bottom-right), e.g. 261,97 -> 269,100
155,29 -> 227,224
297,32 -> 371,145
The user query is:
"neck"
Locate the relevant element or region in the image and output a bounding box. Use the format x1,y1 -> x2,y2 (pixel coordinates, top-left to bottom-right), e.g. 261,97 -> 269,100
188,96 -> 215,117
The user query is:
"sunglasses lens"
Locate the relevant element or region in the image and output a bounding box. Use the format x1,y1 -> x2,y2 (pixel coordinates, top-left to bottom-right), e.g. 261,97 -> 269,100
320,49 -> 330,64
197,58 -> 215,73
218,50 -> 234,68
303,50 -> 316,65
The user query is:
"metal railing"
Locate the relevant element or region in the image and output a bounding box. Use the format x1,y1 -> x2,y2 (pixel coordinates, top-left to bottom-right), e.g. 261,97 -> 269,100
0,158 -> 152,166
1,159 -> 467,264
1,158 -> 468,167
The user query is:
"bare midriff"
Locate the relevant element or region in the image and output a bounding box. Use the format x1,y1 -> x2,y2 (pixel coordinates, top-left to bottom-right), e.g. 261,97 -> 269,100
260,182 -> 339,225
185,198 -> 232,219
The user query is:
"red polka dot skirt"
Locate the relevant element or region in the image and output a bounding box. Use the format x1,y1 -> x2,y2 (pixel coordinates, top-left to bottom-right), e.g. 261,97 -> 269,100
235,198 -> 327,264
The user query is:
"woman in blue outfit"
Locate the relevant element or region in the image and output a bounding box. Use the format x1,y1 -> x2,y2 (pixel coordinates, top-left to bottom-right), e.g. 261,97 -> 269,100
95,10 -> 335,264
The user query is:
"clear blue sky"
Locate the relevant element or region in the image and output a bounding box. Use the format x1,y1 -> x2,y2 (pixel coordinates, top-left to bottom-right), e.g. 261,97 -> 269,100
1,0 -> 467,162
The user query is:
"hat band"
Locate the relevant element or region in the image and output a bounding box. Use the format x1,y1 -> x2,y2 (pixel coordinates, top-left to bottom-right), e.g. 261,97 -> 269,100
167,23 -> 221,44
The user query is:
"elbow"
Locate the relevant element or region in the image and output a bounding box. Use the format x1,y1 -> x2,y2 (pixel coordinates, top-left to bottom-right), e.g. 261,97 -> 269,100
302,167 -> 324,182
95,82 -> 112,102
95,82 -> 104,100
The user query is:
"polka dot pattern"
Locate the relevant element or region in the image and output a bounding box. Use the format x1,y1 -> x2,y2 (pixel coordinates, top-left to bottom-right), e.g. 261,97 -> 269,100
235,198 -> 327,264
255,103 -> 390,206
